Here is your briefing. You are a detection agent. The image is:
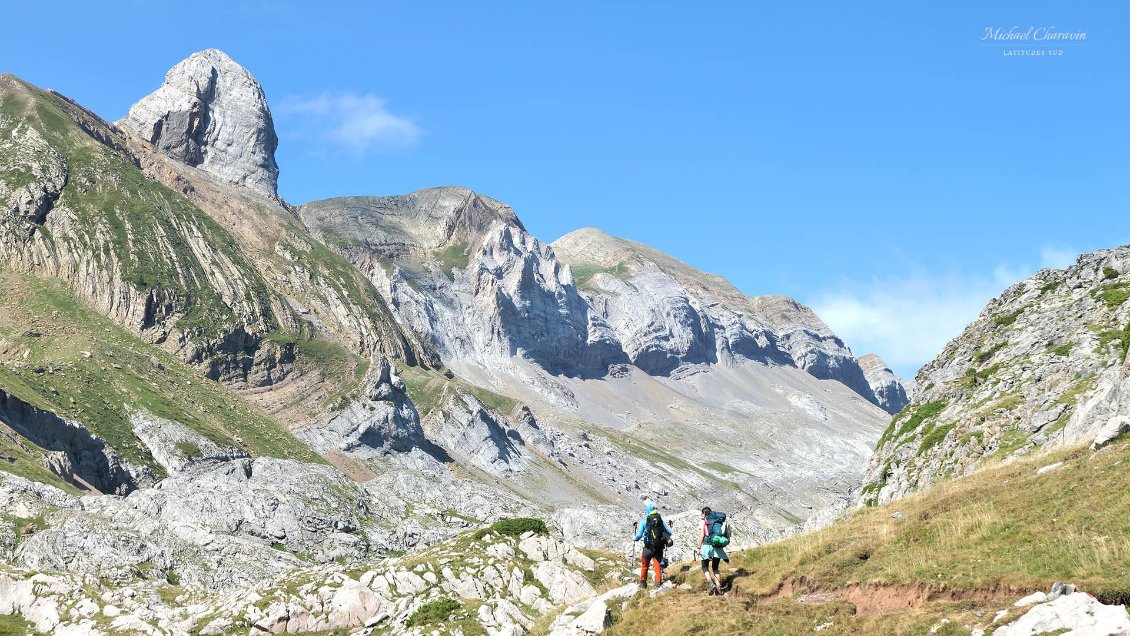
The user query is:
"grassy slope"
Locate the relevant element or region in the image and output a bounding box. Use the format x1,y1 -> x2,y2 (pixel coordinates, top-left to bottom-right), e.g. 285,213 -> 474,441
399,365 -> 517,421
1,84 -> 278,341
607,438 -> 1130,635
0,270 -> 323,478
0,80 -> 374,481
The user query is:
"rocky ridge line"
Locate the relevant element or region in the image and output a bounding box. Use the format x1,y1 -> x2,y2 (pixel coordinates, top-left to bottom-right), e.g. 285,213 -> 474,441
860,246 -> 1130,506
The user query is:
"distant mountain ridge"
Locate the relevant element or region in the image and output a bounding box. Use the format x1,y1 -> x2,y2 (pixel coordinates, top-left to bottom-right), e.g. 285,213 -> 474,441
551,227 -> 910,412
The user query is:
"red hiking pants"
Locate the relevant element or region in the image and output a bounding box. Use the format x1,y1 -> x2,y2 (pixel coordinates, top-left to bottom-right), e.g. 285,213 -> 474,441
639,555 -> 662,584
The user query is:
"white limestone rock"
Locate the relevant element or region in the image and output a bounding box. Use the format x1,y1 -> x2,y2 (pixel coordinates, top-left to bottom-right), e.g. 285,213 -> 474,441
995,591 -> 1130,635
533,561 -> 597,605
131,410 -> 249,475
299,189 -> 626,378
120,48 -> 279,197
858,353 -> 912,414
518,535 -> 567,562
553,228 -> 892,411
862,246 -> 1130,507
296,356 -> 425,459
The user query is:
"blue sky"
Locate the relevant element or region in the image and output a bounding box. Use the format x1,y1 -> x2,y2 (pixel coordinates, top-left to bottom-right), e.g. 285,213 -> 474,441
3,1 -> 1127,378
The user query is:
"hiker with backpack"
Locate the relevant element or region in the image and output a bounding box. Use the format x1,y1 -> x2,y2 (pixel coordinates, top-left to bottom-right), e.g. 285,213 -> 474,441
632,503 -> 673,590
698,506 -> 731,595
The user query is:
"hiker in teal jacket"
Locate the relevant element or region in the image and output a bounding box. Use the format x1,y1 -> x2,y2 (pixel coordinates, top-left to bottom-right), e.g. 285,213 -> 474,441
698,506 -> 730,594
633,503 -> 672,589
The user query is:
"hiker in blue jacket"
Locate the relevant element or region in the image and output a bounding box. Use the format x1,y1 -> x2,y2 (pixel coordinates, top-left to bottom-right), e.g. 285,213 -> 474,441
633,503 -> 673,589
698,506 -> 731,595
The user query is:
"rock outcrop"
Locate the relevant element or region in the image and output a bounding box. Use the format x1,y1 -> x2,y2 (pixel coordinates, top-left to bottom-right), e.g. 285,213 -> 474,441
860,246 -> 1130,506
553,228 -> 896,411
0,519 -> 628,636
996,588 -> 1130,636
120,48 -> 280,197
300,189 -> 627,378
0,388 -> 136,494
858,353 -> 911,414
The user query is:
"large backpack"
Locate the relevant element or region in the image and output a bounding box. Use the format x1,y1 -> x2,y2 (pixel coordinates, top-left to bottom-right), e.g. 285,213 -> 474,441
705,511 -> 730,547
643,513 -> 666,551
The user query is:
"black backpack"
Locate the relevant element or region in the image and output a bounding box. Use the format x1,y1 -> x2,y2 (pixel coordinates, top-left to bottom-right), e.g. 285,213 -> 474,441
644,514 -> 666,551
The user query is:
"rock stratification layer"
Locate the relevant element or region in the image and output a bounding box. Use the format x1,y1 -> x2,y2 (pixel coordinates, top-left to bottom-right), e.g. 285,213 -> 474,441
551,227 -> 904,412
858,353 -> 912,414
0,49 -> 909,634
120,48 -> 280,197
299,189 -> 628,378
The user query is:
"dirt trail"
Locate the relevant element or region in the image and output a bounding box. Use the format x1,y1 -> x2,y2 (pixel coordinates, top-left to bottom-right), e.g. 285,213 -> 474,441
759,574 -> 1037,614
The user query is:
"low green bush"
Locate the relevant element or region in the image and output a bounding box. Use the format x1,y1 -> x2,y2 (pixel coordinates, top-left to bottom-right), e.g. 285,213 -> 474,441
477,517 -> 548,539
993,307 -> 1025,326
407,598 -> 460,627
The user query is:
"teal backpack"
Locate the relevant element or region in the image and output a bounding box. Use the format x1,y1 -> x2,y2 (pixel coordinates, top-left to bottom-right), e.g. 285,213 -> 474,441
705,511 -> 730,547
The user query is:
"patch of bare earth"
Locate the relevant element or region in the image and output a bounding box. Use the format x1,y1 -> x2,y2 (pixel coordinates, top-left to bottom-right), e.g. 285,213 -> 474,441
762,574 -> 1036,614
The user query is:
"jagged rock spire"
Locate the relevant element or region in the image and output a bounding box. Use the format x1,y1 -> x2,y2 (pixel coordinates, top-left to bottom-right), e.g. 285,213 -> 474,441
120,48 -> 279,197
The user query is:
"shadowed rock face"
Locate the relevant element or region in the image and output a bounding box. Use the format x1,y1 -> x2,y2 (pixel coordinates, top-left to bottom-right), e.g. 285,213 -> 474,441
120,49 -> 279,197
0,389 -> 135,495
300,188 -> 629,378
858,353 -> 911,414
552,228 -> 886,405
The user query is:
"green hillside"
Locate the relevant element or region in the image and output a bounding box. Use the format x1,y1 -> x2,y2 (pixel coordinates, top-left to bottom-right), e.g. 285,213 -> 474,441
607,437 -> 1130,635
0,270 -> 323,483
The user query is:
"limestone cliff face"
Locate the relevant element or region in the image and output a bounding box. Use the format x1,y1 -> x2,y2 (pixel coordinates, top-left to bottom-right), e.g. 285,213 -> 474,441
859,246 -> 1130,506
120,49 -> 279,198
299,189 -> 627,377
858,353 -> 912,414
1,59 -> 435,481
552,227 -> 897,411
0,75 -> 284,385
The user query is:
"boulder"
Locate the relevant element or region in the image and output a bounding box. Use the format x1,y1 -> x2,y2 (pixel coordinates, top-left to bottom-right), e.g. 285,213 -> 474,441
533,562 -> 596,605
1092,416 -> 1130,450
572,599 -> 611,633
995,592 -> 1129,635
519,535 -> 567,562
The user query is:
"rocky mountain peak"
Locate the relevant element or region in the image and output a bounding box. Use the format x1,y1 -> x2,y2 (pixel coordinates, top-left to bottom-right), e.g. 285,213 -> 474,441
119,48 -> 280,197
298,186 -> 524,258
747,295 -> 833,336
552,227 -> 621,259
858,353 -> 911,414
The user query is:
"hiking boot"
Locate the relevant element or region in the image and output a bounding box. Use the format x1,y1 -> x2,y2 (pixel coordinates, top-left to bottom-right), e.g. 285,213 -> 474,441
638,580 -> 648,591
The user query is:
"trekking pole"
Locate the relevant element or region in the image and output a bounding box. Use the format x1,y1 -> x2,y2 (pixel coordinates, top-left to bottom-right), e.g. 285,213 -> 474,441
630,521 -> 638,566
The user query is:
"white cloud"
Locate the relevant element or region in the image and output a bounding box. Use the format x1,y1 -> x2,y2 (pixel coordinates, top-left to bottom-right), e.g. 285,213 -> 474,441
1039,246 -> 1078,270
807,249 -> 1075,380
277,92 -> 419,153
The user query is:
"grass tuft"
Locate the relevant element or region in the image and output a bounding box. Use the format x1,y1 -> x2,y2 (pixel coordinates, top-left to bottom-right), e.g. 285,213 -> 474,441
406,598 -> 461,627
473,517 -> 548,540
1092,282 -> 1130,311
1047,342 -> 1074,357
993,307 -> 1026,326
